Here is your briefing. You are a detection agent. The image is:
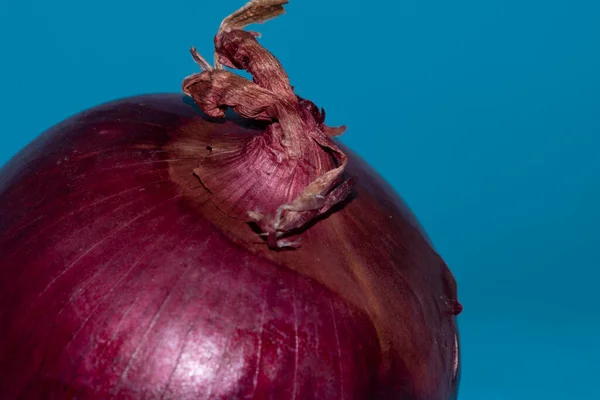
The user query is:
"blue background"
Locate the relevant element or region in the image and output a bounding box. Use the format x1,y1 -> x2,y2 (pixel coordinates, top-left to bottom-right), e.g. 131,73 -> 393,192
1,0 -> 599,398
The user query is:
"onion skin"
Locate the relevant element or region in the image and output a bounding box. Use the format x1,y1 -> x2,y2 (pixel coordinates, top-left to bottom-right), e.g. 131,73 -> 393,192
0,94 -> 461,399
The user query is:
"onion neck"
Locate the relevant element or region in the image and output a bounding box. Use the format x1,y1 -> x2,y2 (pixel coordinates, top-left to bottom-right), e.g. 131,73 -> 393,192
181,0 -> 354,249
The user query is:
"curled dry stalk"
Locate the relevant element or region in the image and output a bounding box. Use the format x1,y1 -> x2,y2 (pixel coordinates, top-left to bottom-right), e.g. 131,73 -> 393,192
182,0 -> 354,249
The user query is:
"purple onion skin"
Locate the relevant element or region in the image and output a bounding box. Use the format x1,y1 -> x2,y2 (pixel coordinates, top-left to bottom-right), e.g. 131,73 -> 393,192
0,94 -> 461,400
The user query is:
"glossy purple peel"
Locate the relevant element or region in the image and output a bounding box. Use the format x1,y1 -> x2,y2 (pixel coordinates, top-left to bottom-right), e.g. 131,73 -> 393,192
0,1 -> 461,398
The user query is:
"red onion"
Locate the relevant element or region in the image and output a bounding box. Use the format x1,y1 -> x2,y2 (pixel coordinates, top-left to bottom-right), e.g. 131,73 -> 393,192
0,1 -> 462,399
